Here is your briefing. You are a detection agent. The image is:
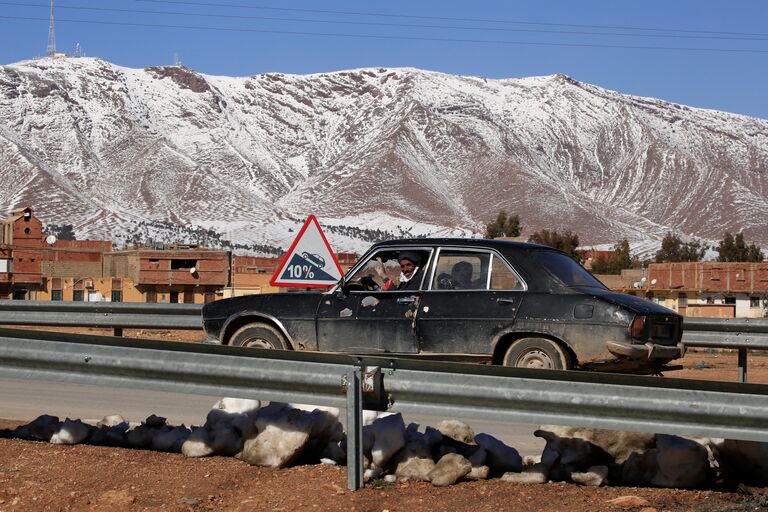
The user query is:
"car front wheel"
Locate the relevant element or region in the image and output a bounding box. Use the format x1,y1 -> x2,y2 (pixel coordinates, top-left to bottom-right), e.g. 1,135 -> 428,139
229,322 -> 290,350
503,338 -> 571,370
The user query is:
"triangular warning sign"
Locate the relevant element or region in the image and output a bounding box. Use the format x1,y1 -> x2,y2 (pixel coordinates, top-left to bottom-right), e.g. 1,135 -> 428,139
270,215 -> 344,288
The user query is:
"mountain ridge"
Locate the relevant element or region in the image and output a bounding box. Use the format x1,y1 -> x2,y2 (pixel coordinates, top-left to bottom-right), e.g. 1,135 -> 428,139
0,57 -> 766,254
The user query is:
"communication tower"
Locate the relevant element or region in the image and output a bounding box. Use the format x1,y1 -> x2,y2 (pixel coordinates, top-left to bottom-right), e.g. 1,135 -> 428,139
46,0 -> 56,57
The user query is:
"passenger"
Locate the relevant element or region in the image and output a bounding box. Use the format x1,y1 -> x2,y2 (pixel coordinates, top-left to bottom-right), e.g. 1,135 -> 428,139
451,261 -> 476,289
375,251 -> 423,291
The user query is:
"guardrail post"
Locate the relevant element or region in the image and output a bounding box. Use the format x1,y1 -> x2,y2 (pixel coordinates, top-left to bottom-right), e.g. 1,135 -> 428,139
345,366 -> 364,491
738,348 -> 747,383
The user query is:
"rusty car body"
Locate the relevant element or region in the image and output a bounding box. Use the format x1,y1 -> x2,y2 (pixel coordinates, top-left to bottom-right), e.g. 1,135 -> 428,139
201,238 -> 684,372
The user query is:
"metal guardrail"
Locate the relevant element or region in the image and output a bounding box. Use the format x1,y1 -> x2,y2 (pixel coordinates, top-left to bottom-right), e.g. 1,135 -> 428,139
682,317 -> 768,383
1,327 -> 768,490
0,300 -> 202,333
1,300 -> 767,381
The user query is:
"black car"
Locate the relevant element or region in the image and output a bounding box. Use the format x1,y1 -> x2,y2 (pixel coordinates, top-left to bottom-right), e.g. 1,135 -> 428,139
202,239 -> 684,373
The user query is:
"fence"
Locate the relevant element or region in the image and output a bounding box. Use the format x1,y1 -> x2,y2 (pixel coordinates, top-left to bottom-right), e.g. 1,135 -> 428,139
0,300 -> 767,382
1,327 -> 768,490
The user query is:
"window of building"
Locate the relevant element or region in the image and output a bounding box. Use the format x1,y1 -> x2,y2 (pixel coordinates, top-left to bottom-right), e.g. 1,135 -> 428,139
724,296 -> 736,305
750,296 -> 761,308
656,296 -> 666,305
184,286 -> 195,304
72,290 -> 84,302
171,259 -> 197,270
111,290 -> 122,302
51,290 -> 62,301
677,293 -> 688,307
170,291 -> 180,303
146,289 -> 157,303
204,291 -> 215,304
0,259 -> 10,273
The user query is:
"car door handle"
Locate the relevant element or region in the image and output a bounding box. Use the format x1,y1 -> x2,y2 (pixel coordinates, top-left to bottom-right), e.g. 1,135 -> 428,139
397,297 -> 416,304
497,298 -> 516,304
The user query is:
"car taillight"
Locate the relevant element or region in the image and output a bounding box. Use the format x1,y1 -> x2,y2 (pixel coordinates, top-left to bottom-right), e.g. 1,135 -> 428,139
630,315 -> 646,339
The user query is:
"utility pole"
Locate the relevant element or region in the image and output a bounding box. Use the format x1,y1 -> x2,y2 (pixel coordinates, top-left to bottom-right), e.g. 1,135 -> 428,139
46,0 -> 56,57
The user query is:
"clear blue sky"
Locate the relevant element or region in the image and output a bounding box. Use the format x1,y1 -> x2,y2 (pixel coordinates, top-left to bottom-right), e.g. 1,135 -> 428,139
1,0 -> 767,119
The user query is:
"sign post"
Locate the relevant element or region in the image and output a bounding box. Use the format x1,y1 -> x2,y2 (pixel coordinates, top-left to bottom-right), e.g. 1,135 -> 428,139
270,215 -> 344,288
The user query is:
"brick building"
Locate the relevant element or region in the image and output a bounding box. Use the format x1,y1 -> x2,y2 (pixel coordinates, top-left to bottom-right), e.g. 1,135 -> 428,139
598,262 -> 768,318
103,245 -> 230,303
0,207 -> 43,299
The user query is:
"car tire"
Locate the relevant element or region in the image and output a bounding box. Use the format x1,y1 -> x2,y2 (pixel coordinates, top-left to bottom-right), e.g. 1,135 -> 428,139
503,338 -> 571,370
229,323 -> 290,350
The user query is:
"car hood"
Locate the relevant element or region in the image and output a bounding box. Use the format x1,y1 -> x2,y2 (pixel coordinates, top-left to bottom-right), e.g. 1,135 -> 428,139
202,291 -> 325,318
572,286 -> 679,316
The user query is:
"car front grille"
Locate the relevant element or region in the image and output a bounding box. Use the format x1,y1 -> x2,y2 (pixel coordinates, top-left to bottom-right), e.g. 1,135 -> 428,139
646,315 -> 682,344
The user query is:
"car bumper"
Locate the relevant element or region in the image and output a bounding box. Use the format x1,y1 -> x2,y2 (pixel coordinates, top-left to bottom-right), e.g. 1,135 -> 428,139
202,334 -> 222,345
606,341 -> 685,361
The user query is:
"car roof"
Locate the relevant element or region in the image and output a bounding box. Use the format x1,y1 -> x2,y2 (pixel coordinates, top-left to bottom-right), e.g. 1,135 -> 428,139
370,237 -> 554,252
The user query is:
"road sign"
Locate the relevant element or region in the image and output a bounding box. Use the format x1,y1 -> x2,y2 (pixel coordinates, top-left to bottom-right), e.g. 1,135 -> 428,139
270,215 -> 344,288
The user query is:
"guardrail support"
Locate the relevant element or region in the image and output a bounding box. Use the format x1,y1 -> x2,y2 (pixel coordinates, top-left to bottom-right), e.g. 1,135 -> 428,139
738,348 -> 747,383
345,367 -> 364,490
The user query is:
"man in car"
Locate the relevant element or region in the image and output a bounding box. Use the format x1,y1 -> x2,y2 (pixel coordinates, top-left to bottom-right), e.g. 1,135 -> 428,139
375,251 -> 424,291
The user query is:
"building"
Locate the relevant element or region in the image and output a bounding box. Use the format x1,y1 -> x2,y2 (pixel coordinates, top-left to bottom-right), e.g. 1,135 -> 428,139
0,207 -> 44,299
598,262 -> 768,318
103,245 -> 230,303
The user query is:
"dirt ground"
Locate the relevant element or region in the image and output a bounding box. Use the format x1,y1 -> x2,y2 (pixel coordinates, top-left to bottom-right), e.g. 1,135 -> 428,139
1,328 -> 767,511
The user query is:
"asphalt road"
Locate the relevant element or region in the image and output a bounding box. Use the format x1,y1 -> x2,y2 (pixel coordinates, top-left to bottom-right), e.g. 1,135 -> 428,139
0,377 -> 545,455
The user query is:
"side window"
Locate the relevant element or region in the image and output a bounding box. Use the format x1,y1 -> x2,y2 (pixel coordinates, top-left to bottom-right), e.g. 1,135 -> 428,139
432,251 -> 490,290
490,255 -> 524,291
346,249 -> 430,291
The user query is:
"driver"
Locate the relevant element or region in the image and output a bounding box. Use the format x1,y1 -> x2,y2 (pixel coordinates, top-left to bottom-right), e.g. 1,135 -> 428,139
375,251 -> 423,291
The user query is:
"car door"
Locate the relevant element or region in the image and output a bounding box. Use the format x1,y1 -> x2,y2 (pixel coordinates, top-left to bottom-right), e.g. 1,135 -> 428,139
315,248 -> 432,355
415,248 -> 525,355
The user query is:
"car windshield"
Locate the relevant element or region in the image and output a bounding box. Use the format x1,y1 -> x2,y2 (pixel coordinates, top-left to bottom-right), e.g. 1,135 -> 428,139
532,251 -> 606,288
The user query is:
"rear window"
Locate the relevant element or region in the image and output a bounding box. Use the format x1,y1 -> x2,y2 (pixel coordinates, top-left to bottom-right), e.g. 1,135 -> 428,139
532,251 -> 606,288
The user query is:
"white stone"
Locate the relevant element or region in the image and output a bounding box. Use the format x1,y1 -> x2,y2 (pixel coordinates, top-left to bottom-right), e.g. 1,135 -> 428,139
429,453 -> 472,486
571,465 -> 609,486
365,412 -> 406,469
182,427 -> 214,458
236,408 -> 314,467
436,419 -> 475,444
501,470 -> 547,484
50,418 -> 91,445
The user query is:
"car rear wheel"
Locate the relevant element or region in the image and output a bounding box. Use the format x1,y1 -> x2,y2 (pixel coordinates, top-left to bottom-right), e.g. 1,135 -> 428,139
503,338 -> 571,370
229,323 -> 289,350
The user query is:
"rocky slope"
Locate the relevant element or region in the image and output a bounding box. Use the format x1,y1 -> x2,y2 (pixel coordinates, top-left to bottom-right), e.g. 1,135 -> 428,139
0,57 -> 766,253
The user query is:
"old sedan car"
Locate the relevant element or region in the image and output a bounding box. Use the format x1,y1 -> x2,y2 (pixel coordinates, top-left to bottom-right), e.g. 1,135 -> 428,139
202,238 -> 684,373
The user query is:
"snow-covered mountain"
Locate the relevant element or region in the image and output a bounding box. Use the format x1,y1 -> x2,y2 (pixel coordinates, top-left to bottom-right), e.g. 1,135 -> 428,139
1,57 -> 766,254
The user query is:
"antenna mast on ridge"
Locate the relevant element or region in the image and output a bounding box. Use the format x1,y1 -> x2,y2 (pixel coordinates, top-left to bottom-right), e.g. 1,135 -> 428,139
46,0 -> 56,57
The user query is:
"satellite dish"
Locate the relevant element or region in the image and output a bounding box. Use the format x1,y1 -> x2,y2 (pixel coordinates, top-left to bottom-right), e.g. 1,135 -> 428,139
45,235 -> 57,245
640,277 -> 647,283
189,267 -> 197,275
650,278 -> 657,285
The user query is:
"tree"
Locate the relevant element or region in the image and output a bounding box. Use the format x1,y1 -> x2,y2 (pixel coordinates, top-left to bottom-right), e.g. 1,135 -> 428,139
484,211 -> 522,239
590,239 -> 637,274
655,232 -> 705,263
717,232 -> 765,262
45,223 -> 76,241
528,229 -> 580,259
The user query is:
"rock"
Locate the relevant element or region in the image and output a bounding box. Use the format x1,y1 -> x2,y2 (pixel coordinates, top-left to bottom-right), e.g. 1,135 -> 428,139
716,439 -> 768,486
365,413 -> 406,469
290,404 -> 343,441
466,465 -> 490,480
571,465 -> 609,486
182,427 -> 214,458
212,397 -> 261,415
144,414 -> 167,428
621,450 -> 658,486
151,425 -> 191,452
652,434 -> 709,488
501,469 -> 547,484
436,419 -> 475,444
236,408 -> 313,467
606,495 -> 651,508
50,418 -> 91,445
475,433 -> 522,474
126,424 -> 155,448
364,467 -> 384,482
396,458 -> 436,482
26,414 -> 61,441
534,429 -> 613,482
428,453 -> 472,486
97,414 -> 127,428
540,425 -> 655,463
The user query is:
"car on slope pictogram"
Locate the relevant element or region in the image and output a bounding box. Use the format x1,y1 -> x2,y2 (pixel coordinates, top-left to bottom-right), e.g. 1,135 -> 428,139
301,251 -> 326,269
202,238 -> 684,374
